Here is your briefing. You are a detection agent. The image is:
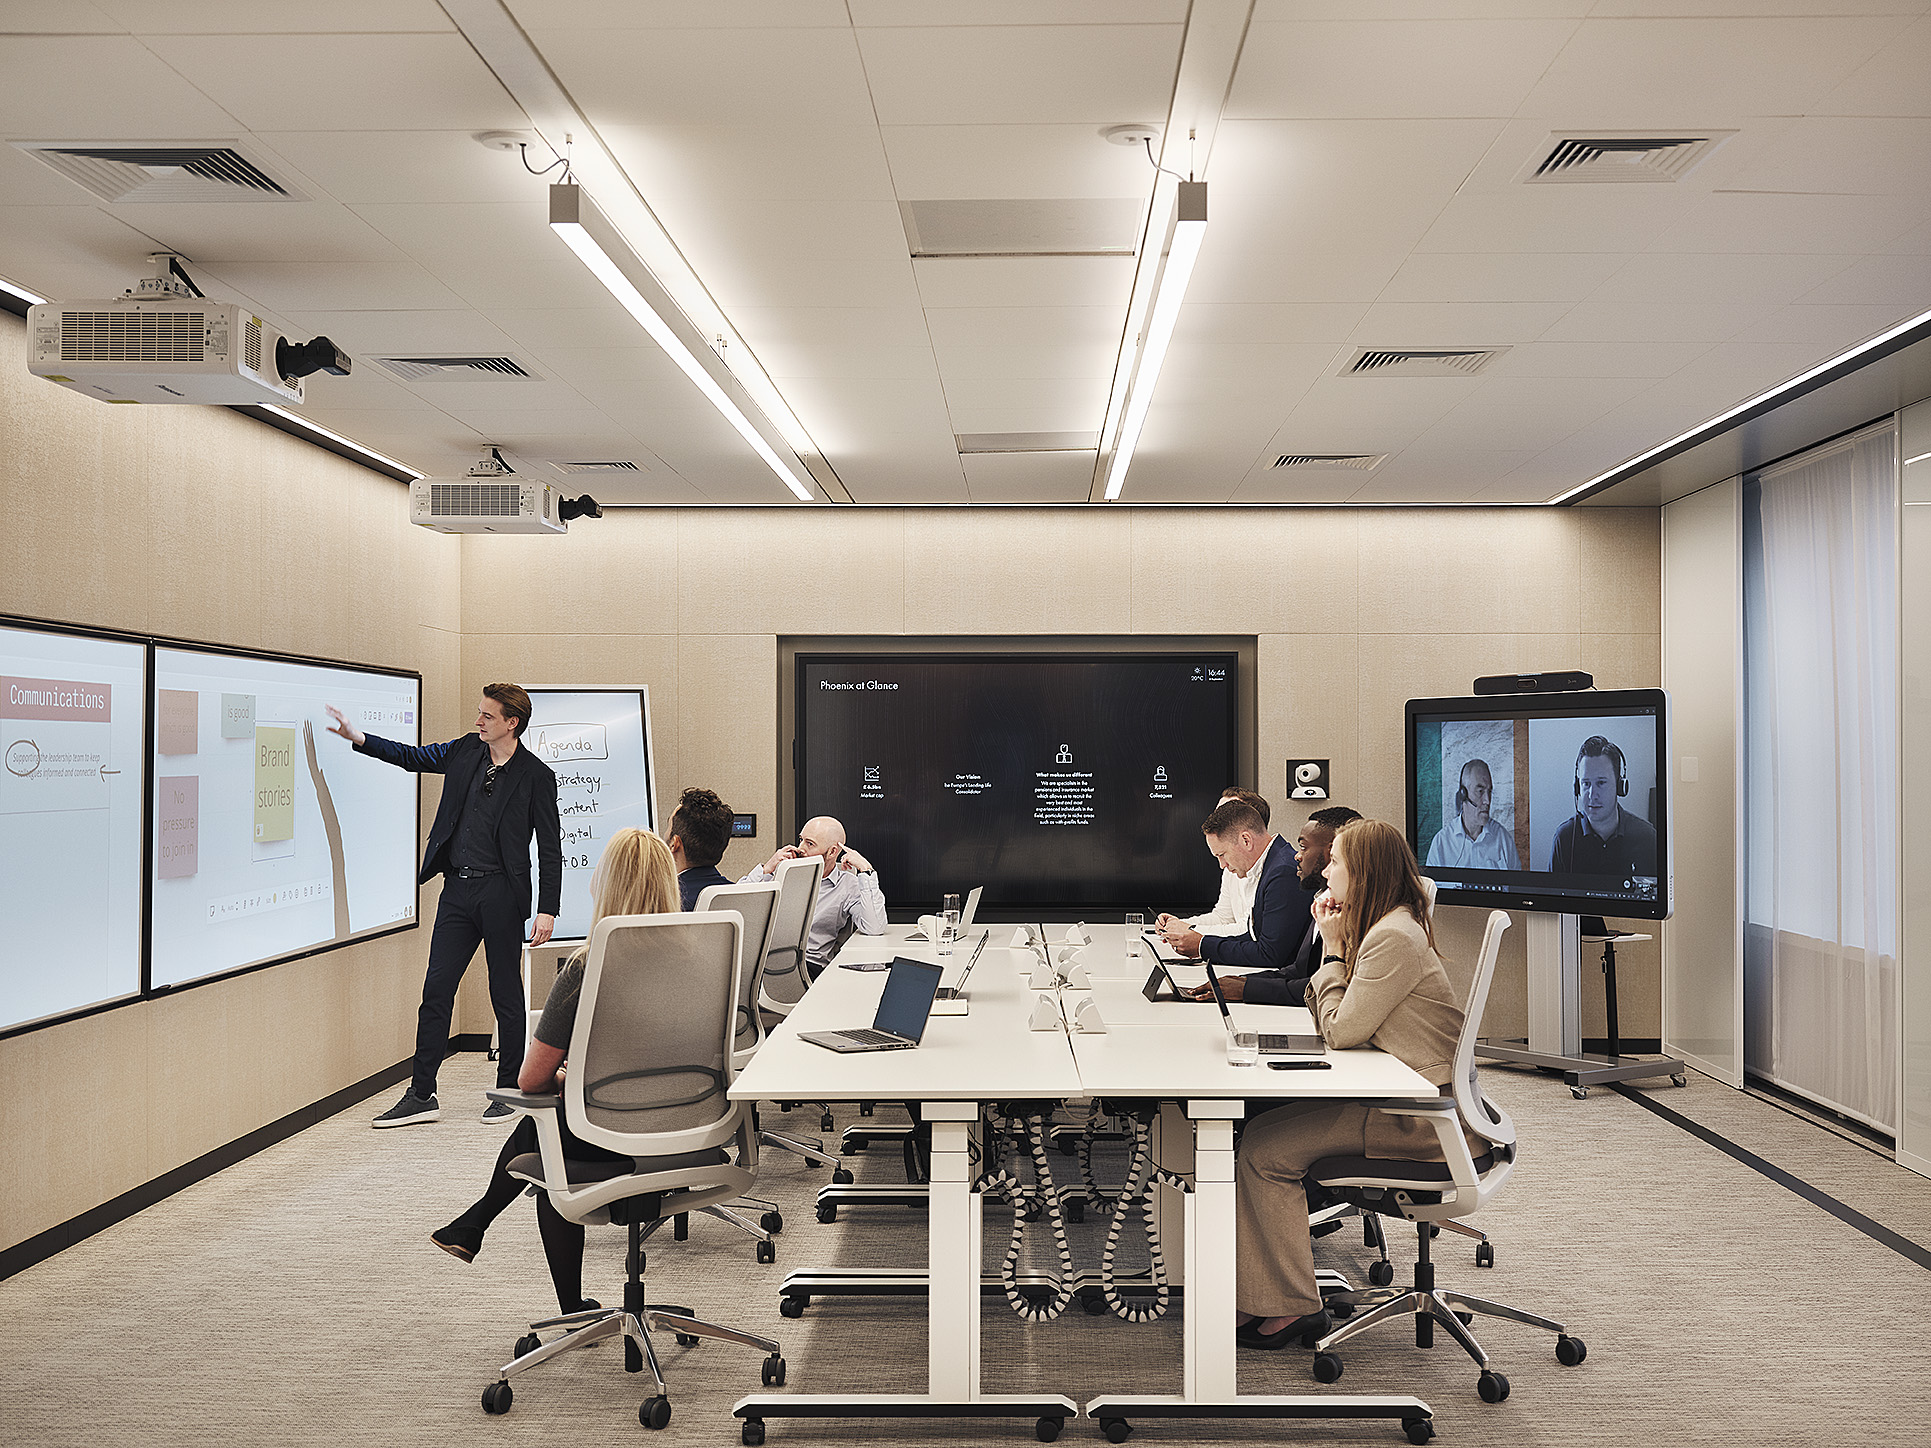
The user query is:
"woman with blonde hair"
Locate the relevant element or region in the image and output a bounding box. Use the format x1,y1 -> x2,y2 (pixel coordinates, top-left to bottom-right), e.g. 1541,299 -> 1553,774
1233,818 -> 1466,1350
430,828 -> 678,1313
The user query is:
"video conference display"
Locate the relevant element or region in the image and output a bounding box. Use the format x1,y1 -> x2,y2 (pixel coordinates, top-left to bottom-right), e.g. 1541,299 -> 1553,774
149,648 -> 420,990
1,622 -> 148,1033
1406,688 -> 1671,919
797,653 -> 1237,912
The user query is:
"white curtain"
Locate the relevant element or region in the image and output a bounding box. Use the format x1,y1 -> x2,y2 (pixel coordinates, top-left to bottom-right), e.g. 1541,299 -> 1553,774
1743,424 -> 1898,1130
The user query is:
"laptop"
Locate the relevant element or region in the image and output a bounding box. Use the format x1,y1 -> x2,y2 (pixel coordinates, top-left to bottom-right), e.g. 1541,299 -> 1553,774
1201,962 -> 1326,1057
801,958 -> 945,1053
934,930 -> 991,1009
1142,958 -> 1191,1002
908,886 -> 983,941
1143,928 -> 1196,964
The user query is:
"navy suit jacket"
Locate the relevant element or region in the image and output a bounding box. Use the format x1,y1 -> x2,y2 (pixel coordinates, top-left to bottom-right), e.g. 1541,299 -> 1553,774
357,732 -> 562,920
1200,835 -> 1313,996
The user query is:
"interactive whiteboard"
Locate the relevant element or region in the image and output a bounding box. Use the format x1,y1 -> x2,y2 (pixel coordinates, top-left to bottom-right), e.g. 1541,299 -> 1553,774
524,688 -> 657,941
1,621 -> 147,1033
149,647 -> 420,989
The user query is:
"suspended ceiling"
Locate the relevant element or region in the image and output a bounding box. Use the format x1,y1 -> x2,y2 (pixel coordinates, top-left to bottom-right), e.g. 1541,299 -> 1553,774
1,0 -> 1928,507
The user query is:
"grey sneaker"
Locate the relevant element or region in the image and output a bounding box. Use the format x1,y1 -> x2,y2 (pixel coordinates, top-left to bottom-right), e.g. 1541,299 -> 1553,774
481,1099 -> 514,1121
373,1091 -> 440,1128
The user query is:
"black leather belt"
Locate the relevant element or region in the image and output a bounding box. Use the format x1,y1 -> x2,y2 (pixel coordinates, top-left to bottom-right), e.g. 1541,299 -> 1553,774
452,867 -> 502,879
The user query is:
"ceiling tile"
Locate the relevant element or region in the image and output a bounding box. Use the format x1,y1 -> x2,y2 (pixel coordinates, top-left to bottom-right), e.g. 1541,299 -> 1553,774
828,433 -> 969,503
252,131 -> 539,208
961,450 -> 1097,504
1228,17 -> 1582,119
1656,188 -> 1931,254
931,341 -> 1116,382
739,340 -> 942,382
0,204 -> 174,301
350,202 -> 559,264
1185,248 -> 1410,306
941,376 -> 1111,434
599,124 -> 896,204
728,306 -> 934,349
0,2 -> 120,31
1722,117 -> 1931,200
647,198 -> 919,310
912,255 -> 1135,309
856,24 -> 1181,126
1723,304 -> 1921,350
924,305 -> 1123,350
1484,340 -> 1712,378
95,1 -> 454,30
0,36 -> 241,133
1541,300 -> 1784,344
278,308 -> 522,355
1586,251 -> 1856,307
1417,186 -> 1697,255
1808,14 -> 1931,116
777,374 -> 955,448
1798,253 -> 1931,307
103,199 -> 411,265
140,33 -> 526,132
880,124 -> 1156,200
1177,303 -> 1368,347
1348,301 -> 1571,345
1380,252 -> 1627,304
509,1 -> 850,25
853,2 -> 1185,23
191,261 -> 467,313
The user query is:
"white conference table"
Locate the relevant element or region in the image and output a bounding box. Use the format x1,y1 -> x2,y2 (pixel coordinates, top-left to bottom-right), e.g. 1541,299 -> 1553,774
728,922 -> 1439,1444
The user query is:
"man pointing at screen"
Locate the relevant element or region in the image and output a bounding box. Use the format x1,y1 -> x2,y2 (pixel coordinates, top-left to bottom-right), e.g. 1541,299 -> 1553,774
327,684 -> 561,1128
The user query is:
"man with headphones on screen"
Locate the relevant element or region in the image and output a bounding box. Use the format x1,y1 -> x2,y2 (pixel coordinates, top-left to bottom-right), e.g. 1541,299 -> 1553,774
1549,734 -> 1657,878
1424,758 -> 1521,871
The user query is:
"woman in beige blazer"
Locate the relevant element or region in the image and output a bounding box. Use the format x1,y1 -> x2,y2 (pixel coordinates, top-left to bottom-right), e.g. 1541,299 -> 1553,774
1233,819 -> 1464,1350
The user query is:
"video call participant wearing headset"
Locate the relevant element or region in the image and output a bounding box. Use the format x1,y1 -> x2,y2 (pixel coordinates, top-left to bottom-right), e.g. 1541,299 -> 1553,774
1548,735 -> 1657,877
1424,758 -> 1521,871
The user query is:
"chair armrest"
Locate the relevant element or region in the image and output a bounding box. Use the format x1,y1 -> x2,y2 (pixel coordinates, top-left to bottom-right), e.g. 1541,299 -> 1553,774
1373,1097 -> 1454,1116
485,1089 -> 560,1110
1369,1097 -> 1483,1199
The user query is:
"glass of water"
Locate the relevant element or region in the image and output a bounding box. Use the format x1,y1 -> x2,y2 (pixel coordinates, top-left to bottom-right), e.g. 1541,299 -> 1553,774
1226,1030 -> 1260,1068
940,893 -> 961,955
1125,912 -> 1145,957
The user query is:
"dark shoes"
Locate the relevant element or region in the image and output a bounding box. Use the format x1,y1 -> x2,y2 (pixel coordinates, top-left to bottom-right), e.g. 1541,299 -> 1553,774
431,1222 -> 484,1263
373,1091 -> 439,1128
1237,1309 -> 1331,1350
482,1100 -> 515,1122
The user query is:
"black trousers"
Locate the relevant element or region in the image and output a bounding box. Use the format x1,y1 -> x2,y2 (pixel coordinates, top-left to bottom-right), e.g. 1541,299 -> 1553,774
414,873 -> 527,1099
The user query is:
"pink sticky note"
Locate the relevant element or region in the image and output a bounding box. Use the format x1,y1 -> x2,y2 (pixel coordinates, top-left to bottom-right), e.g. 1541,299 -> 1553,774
158,775 -> 199,878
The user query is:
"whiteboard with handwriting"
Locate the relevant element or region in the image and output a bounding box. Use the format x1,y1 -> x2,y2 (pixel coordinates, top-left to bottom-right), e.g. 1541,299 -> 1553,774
524,688 -> 658,942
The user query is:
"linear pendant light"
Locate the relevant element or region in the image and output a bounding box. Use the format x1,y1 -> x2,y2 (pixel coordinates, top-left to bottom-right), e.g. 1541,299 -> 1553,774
549,182 -> 815,502
1102,181 -> 1207,502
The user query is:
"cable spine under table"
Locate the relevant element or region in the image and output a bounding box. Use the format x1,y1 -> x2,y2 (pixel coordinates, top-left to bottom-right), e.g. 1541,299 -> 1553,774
1097,1112 -> 1192,1323
975,1113 -> 1078,1321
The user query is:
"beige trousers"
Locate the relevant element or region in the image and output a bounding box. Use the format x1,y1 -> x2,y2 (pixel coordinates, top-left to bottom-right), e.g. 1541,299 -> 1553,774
1234,1100 -> 1448,1318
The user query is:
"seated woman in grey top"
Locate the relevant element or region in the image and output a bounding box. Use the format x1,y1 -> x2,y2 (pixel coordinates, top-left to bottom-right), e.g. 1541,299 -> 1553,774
429,827 -> 679,1314
1231,819 -> 1465,1351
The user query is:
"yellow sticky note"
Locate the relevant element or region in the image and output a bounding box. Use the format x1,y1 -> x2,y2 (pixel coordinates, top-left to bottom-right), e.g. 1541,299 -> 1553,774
253,726 -> 296,842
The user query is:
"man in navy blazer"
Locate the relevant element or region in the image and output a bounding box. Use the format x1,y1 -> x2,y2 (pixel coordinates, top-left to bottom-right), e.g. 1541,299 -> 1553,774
327,684 -> 561,1128
1159,798 -> 1313,1004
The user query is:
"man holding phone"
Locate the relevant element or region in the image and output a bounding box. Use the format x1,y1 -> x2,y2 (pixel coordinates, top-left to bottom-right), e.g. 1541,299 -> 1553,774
739,815 -> 886,975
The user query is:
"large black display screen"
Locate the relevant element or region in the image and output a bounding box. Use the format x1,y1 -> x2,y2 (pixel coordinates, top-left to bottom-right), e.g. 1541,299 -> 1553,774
797,653 -> 1237,914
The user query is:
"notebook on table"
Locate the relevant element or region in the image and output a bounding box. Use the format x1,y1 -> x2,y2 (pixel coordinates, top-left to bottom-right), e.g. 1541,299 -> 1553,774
801,958 -> 945,1053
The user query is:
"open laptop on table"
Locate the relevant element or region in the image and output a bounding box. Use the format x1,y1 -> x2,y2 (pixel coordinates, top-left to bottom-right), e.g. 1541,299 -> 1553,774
1202,961 -> 1326,1058
801,957 -> 945,1053
908,885 -> 983,941
932,930 -> 991,1014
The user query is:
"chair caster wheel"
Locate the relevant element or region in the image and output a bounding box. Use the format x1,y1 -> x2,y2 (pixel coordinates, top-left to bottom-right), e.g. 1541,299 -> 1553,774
1327,1299 -> 1354,1320
1036,1415 -> 1064,1442
675,1331 -> 699,1347
1312,1352 -> 1343,1383
859,1101 -> 875,1116
742,1420 -> 766,1446
513,1332 -> 542,1358
640,1394 -> 672,1429
1478,1369 -> 1510,1402
821,1111 -> 835,1132
816,1204 -> 837,1224
1454,1310 -> 1474,1326
1021,1203 -> 1042,1224
779,1295 -> 806,1318
842,1138 -> 863,1155
1571,1086 -> 1588,1100
1100,1417 -> 1132,1443
481,1380 -> 513,1414
1404,1417 -> 1435,1444
756,1239 -> 776,1264
1079,1287 -> 1108,1315
1368,1260 -> 1395,1287
1556,1334 -> 1587,1366
1067,1197 -> 1086,1223
831,1168 -> 854,1185
1475,1242 -> 1495,1268
761,1210 -> 784,1234
1671,1074 -> 1688,1087
1054,1134 -> 1077,1157
761,1353 -> 786,1386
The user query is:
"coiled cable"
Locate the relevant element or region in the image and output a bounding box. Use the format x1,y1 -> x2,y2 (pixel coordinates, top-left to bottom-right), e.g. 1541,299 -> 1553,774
975,1114 -> 1077,1322
1098,1113 -> 1192,1322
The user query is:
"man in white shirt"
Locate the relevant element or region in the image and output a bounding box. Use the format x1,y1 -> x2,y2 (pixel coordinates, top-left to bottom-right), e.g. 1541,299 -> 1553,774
1177,786 -> 1270,932
739,815 -> 887,975
1425,758 -> 1521,871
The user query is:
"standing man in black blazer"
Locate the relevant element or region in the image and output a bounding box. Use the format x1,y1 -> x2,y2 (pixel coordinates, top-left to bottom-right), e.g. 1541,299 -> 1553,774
1158,798 -> 1313,1001
327,684 -> 561,1127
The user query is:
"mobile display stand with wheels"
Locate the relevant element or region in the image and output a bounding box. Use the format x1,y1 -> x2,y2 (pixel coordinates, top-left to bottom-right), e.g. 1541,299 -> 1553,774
1476,912 -> 1686,1098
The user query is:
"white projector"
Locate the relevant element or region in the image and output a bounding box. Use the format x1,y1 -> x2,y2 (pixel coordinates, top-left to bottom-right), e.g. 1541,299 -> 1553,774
410,475 -> 568,535
28,296 -> 324,406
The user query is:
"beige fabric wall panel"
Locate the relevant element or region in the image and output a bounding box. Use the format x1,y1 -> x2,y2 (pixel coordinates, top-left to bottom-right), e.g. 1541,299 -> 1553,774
902,508 -> 1132,635
1133,513 -> 1361,634
678,634 -> 780,884
0,312 -> 460,1255
678,509 -> 904,636
1357,510 -> 1583,636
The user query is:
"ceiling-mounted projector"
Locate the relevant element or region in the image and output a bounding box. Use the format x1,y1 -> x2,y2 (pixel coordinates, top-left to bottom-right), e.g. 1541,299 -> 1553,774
26,253 -> 349,406
410,450 -> 600,535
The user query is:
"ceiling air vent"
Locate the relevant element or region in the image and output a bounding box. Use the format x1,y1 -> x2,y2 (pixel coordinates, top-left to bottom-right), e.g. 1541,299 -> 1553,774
372,355 -> 537,381
1272,454 -> 1385,471
1346,348 -> 1505,378
956,431 -> 1099,454
1522,132 -> 1734,185
12,141 -> 303,203
551,460 -> 641,474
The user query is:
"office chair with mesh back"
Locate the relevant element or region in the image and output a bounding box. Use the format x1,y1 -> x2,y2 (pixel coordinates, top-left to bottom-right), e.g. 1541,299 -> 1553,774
1307,909 -> 1587,1405
751,857 -> 852,1181
689,880 -> 785,1253
478,912 -> 787,1430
